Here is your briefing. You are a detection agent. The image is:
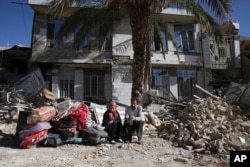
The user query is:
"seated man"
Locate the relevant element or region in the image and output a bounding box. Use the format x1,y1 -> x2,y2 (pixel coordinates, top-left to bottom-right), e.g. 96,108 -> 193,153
124,98 -> 144,144
102,101 -> 123,144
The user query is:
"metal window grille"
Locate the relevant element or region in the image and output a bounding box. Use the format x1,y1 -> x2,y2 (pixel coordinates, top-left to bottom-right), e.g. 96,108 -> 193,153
83,73 -> 104,102
59,80 -> 74,99
151,69 -> 169,97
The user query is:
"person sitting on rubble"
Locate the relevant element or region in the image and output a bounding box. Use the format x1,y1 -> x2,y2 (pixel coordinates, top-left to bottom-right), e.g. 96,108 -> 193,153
102,101 -> 124,144
124,98 -> 144,144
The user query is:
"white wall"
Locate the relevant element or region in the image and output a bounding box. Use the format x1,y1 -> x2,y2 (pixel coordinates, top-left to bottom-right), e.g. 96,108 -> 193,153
112,34 -> 133,57
112,65 -> 132,106
202,36 -> 211,68
234,40 -> 241,68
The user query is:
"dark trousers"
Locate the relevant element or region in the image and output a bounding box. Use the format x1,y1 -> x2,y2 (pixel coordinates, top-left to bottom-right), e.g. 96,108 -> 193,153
105,121 -> 123,141
124,120 -> 144,141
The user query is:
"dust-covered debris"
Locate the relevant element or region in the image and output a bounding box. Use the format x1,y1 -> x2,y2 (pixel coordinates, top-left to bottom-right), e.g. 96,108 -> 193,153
155,97 -> 250,157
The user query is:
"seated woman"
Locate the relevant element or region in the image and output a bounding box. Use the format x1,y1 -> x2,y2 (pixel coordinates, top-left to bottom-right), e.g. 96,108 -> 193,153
102,101 -> 123,144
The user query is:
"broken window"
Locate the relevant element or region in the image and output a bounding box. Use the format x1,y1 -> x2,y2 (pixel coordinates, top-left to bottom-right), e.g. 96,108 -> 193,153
151,68 -> 169,97
59,80 -> 74,99
83,69 -> 105,102
46,19 -> 91,49
73,24 -> 90,50
99,25 -> 111,51
177,70 -> 196,100
47,23 -> 55,39
47,19 -> 63,48
151,30 -> 168,51
174,25 -> 195,52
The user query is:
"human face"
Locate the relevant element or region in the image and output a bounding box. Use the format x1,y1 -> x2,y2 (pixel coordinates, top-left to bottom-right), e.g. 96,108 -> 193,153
131,100 -> 137,110
109,106 -> 116,112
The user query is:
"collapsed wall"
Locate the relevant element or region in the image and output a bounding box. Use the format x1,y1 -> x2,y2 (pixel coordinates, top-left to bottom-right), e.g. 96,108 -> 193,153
143,96 -> 250,154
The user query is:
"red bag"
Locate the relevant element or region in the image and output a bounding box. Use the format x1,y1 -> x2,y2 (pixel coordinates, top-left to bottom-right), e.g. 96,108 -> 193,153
19,129 -> 48,148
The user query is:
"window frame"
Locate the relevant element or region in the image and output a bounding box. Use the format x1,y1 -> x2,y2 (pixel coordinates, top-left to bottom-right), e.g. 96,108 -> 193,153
151,30 -> 168,52
83,69 -> 105,101
174,25 -> 195,52
59,79 -> 75,99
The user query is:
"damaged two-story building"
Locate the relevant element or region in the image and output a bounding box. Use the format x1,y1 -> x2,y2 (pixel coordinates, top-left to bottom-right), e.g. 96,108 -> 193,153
27,0 -> 241,109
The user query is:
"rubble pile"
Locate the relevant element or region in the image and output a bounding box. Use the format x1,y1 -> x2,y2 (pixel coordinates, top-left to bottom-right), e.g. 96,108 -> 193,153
155,97 -> 250,154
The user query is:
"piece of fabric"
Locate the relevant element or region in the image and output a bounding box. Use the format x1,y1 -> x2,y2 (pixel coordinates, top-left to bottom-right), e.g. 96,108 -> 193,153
105,121 -> 123,141
124,120 -> 144,142
68,103 -> 88,131
124,105 -> 143,121
102,110 -> 122,128
27,106 -> 57,124
102,109 -> 123,141
19,129 -> 48,148
19,122 -> 51,139
108,111 -> 119,121
109,101 -> 117,108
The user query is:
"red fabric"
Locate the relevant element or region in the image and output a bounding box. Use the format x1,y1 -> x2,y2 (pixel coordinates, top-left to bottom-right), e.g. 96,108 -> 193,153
20,129 -> 48,148
68,104 -> 88,131
108,111 -> 119,121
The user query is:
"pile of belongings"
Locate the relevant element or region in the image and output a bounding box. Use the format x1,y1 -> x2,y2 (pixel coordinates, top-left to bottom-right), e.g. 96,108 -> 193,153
18,99 -> 104,148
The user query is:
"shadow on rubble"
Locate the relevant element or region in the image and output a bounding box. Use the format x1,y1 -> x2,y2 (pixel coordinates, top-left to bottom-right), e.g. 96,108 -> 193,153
0,132 -> 21,149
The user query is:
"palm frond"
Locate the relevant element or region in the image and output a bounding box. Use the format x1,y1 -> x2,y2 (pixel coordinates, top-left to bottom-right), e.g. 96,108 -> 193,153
196,0 -> 232,19
48,0 -> 81,18
188,2 -> 223,43
56,8 -> 121,48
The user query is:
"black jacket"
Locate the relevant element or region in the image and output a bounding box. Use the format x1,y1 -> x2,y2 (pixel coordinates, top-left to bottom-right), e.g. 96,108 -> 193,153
102,110 -> 122,128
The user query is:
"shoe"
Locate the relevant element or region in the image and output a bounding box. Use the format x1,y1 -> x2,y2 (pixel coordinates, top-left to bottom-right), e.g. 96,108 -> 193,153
110,140 -> 116,144
137,138 -> 143,144
138,140 -> 143,144
117,139 -> 124,143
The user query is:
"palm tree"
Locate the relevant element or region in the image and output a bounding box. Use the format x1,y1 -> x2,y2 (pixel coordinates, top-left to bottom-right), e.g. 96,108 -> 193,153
48,0 -> 233,103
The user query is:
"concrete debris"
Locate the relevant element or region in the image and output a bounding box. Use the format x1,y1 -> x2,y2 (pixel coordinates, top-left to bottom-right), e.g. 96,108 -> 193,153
144,111 -> 161,127
174,157 -> 192,164
0,124 -> 6,132
143,96 -> 250,155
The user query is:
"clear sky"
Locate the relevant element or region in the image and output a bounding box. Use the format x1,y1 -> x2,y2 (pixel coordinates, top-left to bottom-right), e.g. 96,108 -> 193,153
0,0 -> 249,47
0,0 -> 33,47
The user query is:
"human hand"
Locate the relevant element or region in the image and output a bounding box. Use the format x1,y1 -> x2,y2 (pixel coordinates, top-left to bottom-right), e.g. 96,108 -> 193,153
108,120 -> 114,124
129,116 -> 135,121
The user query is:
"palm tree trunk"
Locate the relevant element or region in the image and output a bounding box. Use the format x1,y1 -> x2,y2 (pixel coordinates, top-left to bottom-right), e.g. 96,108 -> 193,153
130,7 -> 151,103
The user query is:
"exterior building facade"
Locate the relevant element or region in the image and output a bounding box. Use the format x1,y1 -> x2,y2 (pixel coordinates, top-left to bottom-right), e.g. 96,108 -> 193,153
203,21 -> 241,95
28,0 -> 241,108
239,36 -> 250,82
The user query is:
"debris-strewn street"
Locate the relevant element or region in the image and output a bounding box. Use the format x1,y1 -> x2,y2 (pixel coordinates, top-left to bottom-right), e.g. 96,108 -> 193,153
0,70 -> 248,167
0,121 -> 229,167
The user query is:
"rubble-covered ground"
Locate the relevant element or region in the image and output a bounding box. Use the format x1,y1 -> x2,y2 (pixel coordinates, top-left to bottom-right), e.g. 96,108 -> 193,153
155,97 -> 250,155
0,121 -> 228,167
2,96 -> 249,167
